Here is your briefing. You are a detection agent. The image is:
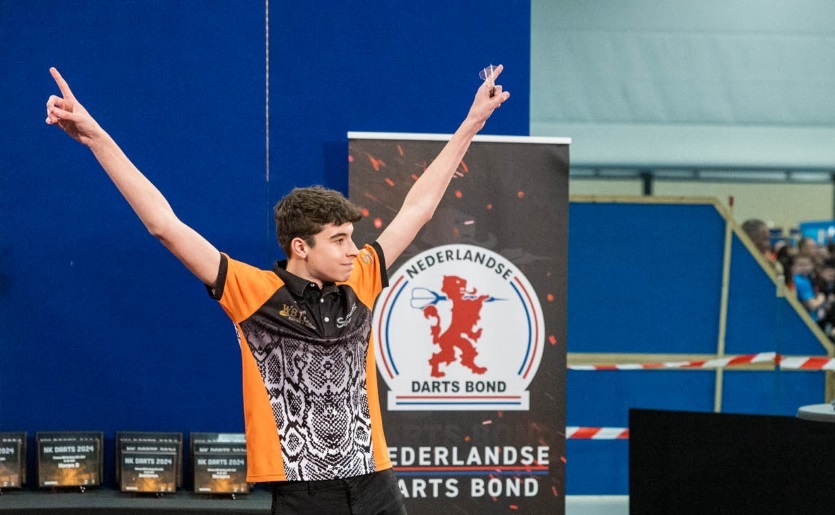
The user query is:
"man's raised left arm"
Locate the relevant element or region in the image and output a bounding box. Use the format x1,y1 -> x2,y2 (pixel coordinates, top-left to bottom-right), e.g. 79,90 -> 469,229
377,65 -> 510,266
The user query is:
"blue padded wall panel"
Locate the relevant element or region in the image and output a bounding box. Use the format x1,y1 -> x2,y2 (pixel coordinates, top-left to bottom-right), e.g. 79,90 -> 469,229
725,237 -> 827,357
566,440 -> 629,495
567,370 -> 716,429
568,202 -> 725,354
567,370 -> 716,494
725,238 -> 786,355
722,371 -> 826,417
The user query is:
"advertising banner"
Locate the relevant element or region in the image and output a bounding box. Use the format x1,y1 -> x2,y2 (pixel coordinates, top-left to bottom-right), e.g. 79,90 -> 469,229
349,133 -> 569,513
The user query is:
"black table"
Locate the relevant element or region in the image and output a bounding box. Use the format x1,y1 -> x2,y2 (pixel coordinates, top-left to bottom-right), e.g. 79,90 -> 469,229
0,488 -> 270,514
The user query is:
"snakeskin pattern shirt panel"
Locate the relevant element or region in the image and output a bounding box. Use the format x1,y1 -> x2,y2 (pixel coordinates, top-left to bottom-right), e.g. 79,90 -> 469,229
210,243 -> 389,482
239,272 -> 375,480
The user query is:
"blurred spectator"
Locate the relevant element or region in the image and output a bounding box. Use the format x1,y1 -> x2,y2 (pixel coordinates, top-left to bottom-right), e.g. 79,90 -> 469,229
776,244 -> 796,291
742,219 -> 771,254
793,254 -> 826,321
815,258 -> 835,340
742,219 -> 782,274
798,236 -> 824,270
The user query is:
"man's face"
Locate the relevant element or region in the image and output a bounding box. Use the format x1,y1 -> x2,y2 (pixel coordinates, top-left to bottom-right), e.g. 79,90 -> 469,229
753,227 -> 771,255
305,222 -> 360,283
800,239 -> 818,256
794,257 -> 815,276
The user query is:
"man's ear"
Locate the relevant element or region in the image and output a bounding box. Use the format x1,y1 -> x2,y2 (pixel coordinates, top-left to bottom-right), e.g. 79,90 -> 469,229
290,237 -> 308,259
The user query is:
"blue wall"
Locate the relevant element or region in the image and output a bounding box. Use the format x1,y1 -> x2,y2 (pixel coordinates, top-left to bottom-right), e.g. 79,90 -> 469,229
270,2 -> 530,197
1,1 -> 530,486
566,199 -> 827,494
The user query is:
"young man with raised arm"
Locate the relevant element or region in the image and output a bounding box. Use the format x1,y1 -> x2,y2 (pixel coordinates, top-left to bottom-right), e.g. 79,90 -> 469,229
46,65 -> 509,514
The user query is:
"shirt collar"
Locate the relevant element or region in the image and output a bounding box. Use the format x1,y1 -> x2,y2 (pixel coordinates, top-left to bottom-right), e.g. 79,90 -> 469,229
272,260 -> 339,297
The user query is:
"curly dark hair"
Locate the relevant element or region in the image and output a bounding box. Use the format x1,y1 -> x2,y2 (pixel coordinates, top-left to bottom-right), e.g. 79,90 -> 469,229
273,186 -> 363,256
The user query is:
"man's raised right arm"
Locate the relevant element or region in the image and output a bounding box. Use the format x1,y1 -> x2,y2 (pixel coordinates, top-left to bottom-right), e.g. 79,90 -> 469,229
45,67 -> 221,288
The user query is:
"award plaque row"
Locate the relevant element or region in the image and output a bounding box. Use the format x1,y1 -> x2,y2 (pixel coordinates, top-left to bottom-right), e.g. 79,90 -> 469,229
0,431 -> 248,495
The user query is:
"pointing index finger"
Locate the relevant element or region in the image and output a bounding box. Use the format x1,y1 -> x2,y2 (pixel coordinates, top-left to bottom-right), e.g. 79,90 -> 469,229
49,67 -> 75,99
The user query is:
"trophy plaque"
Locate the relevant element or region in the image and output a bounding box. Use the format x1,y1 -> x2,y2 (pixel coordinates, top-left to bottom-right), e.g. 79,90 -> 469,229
116,431 -> 183,493
0,432 -> 26,489
191,432 -> 249,495
117,432 -> 183,493
37,431 -> 103,489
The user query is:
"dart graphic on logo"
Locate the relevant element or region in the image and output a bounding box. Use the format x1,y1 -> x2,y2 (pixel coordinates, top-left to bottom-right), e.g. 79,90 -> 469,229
374,244 -> 545,411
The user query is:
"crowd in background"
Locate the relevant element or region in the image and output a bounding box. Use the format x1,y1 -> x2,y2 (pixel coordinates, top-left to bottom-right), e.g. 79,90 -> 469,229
743,219 -> 835,341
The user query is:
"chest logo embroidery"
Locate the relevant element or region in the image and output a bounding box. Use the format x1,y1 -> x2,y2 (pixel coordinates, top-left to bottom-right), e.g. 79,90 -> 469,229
279,304 -> 316,329
336,302 -> 357,328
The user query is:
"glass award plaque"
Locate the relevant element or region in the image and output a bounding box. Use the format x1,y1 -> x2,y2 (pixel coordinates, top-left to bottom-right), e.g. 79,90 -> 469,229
0,432 -> 26,489
191,432 -> 249,495
36,431 -> 103,489
117,432 -> 183,493
116,431 -> 183,493
479,64 -> 498,97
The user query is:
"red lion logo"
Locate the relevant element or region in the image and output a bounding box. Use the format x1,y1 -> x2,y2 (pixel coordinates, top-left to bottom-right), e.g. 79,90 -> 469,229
421,275 -> 489,378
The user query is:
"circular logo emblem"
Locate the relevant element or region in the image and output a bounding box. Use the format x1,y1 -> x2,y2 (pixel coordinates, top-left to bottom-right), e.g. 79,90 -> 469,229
374,244 -> 545,411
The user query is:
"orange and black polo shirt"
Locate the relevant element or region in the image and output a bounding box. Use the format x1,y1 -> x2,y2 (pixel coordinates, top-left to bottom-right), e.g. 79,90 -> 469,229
209,242 -> 391,483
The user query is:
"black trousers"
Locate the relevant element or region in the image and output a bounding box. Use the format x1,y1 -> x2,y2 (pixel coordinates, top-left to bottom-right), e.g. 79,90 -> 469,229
270,469 -> 407,515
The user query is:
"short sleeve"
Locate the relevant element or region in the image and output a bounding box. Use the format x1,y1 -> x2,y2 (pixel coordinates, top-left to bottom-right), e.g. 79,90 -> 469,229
343,243 -> 389,308
209,253 -> 283,323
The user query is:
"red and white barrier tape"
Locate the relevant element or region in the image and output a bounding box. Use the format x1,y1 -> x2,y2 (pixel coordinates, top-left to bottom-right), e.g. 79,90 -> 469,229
779,356 -> 835,370
566,427 -> 629,440
565,354 -> 835,442
568,352 -> 777,371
